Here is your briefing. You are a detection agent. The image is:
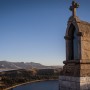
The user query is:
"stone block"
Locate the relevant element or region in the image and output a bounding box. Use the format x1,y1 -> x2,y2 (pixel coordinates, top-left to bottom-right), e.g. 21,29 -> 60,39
80,77 -> 87,83
59,76 -> 90,90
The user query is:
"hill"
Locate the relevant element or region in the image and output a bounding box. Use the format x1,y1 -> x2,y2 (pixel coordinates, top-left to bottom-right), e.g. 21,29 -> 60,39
0,61 -> 62,70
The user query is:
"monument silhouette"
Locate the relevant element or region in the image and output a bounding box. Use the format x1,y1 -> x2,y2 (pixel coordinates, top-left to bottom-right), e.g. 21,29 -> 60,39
59,1 -> 90,90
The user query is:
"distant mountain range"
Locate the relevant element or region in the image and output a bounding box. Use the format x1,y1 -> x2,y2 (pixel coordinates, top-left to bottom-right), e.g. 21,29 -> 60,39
0,61 -> 62,69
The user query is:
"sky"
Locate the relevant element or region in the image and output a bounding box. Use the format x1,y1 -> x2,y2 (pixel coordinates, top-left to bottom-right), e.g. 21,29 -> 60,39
0,0 -> 90,66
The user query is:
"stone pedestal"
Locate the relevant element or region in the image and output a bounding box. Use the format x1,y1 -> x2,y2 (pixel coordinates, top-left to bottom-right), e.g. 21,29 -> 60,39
59,76 -> 90,90
59,60 -> 90,90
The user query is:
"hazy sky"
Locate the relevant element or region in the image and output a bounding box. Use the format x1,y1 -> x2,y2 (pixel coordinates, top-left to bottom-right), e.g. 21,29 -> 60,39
0,0 -> 90,65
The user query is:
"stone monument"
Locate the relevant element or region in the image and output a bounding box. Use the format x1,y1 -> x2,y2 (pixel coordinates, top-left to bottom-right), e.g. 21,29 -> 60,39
59,1 -> 90,90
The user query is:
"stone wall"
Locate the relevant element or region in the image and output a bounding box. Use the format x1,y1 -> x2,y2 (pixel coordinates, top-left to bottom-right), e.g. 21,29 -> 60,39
59,76 -> 90,90
80,23 -> 90,60
81,38 -> 90,60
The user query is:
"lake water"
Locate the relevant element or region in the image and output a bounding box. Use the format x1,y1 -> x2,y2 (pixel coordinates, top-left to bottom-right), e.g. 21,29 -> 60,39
13,80 -> 59,90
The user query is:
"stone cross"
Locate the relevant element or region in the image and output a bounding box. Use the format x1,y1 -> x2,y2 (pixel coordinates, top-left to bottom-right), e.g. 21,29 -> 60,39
69,0 -> 79,17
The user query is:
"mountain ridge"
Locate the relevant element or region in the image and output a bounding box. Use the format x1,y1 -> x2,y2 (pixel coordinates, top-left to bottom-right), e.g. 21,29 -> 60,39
0,61 -> 62,69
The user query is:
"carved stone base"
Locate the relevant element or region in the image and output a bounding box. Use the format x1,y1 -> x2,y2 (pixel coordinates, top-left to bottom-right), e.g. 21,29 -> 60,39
59,76 -> 90,90
61,60 -> 90,77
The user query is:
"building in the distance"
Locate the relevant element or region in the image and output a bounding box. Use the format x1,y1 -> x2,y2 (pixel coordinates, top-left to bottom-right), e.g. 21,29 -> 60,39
59,1 -> 90,90
37,69 -> 54,75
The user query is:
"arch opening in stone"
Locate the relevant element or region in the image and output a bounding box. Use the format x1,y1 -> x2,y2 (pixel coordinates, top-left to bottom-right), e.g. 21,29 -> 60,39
68,24 -> 79,60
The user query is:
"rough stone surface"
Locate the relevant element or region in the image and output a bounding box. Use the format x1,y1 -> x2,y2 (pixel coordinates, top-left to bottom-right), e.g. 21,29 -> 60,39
59,76 -> 90,90
61,62 -> 90,77
65,14 -> 90,62
61,1 -> 90,90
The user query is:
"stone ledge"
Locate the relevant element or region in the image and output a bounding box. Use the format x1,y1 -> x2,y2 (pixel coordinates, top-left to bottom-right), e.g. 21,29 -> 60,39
59,76 -> 90,83
63,60 -> 90,64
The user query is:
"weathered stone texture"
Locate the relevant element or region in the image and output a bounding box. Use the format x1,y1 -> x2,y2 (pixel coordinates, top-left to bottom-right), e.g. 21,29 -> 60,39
60,1 -> 90,90
81,40 -> 90,60
62,63 -> 80,77
77,21 -> 90,60
62,62 -> 90,77
59,76 -> 90,90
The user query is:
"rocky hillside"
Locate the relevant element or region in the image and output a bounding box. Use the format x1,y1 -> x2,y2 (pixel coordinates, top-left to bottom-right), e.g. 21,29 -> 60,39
0,61 -> 62,69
